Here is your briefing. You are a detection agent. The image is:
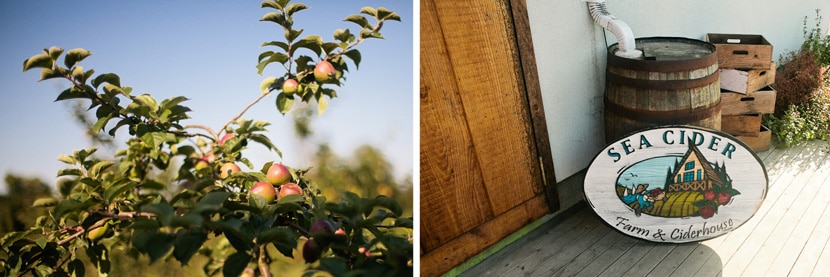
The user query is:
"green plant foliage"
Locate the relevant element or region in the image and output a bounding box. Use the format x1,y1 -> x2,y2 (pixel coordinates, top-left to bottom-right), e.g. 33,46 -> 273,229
802,9 -> 830,66
1,1 -> 411,276
765,10 -> 830,148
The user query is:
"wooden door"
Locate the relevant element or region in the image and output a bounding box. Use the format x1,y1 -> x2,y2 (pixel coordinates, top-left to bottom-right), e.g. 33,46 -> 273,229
420,0 -> 559,275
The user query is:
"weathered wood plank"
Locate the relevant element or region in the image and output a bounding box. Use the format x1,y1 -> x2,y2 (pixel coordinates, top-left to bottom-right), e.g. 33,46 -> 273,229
765,153 -> 830,276
619,243 -> 678,276
458,207 -> 594,276
523,220 -> 615,275
495,211 -> 602,276
742,150 -> 830,275
569,235 -> 638,277
551,229 -> 623,276
419,0 -> 493,252
702,141 -> 823,275
430,0 -> 539,216
421,194 -> 548,277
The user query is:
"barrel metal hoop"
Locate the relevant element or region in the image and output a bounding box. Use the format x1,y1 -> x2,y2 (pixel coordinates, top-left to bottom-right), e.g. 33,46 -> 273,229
606,70 -> 720,90
604,98 -> 722,124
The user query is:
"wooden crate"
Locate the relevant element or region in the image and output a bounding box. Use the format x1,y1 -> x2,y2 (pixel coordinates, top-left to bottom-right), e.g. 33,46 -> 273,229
720,62 -> 776,94
707,33 -> 773,69
735,125 -> 771,152
722,113 -> 762,137
721,86 -> 776,115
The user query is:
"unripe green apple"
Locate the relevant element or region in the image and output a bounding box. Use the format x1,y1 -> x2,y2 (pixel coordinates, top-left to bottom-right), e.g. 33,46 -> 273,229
249,181 -> 277,203
87,224 -> 110,242
266,163 -> 291,185
313,60 -> 336,83
219,162 -> 240,179
282,79 -> 299,94
279,182 -> 303,198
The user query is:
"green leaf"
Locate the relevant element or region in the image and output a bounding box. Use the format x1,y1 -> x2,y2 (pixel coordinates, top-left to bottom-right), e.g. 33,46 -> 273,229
285,3 -> 308,16
57,154 -> 77,165
39,67 -> 67,81
222,252 -> 252,277
359,7 -> 378,17
343,49 -> 362,69
173,231 -> 206,266
132,94 -> 159,114
260,76 -> 277,94
260,12 -> 286,26
317,95 -> 328,116
53,199 -> 85,218
143,202 -> 175,226
377,7 -> 401,21
372,195 -> 403,217
146,232 -> 175,262
91,73 -> 120,88
48,46 -> 64,61
285,28 -> 304,42
260,41 -> 289,51
57,168 -> 82,177
88,160 -> 113,178
104,181 -> 137,202
333,28 -> 351,43
32,197 -> 59,208
321,42 -> 340,56
160,96 -> 189,111
344,15 -> 372,29
23,53 -> 53,72
192,191 -> 231,214
256,52 -> 289,75
64,48 -> 92,68
261,0 -> 282,10
276,92 -> 295,115
293,35 -> 323,57
55,86 -> 93,102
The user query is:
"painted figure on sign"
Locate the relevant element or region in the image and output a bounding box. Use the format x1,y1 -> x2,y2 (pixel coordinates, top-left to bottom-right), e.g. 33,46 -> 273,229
621,184 -> 665,216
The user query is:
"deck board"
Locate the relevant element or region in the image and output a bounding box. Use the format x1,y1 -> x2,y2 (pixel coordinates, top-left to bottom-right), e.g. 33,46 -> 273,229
459,140 -> 830,277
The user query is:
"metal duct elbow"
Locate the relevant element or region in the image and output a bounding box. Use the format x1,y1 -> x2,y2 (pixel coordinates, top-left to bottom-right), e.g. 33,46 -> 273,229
586,0 -> 642,59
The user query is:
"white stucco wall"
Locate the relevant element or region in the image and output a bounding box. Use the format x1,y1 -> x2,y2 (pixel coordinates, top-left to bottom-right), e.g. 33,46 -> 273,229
527,0 -> 830,182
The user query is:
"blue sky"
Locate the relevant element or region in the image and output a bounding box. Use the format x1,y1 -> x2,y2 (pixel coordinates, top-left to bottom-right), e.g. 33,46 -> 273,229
0,1 -> 414,194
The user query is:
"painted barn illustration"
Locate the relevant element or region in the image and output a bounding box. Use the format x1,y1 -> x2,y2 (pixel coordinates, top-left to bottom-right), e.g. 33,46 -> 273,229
664,142 -> 727,193
616,141 -> 737,218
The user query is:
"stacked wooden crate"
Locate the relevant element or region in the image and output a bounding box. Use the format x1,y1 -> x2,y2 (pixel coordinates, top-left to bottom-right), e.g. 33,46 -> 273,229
707,33 -> 776,152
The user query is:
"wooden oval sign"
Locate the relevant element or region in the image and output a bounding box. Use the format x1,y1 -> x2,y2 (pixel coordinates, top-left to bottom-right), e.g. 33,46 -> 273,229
584,125 -> 768,243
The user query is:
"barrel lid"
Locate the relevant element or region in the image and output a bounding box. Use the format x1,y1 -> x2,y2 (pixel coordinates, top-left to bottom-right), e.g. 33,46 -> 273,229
608,37 -> 718,72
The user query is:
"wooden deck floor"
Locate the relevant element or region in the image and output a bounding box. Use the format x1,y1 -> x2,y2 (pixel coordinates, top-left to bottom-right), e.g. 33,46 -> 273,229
460,139 -> 830,277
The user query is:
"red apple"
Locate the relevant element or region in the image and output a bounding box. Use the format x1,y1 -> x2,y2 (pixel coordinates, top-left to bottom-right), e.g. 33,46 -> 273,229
700,205 -> 715,219
310,220 -> 335,234
219,162 -> 240,179
282,78 -> 299,94
266,163 -> 291,185
279,182 -> 303,198
249,181 -> 277,203
219,133 -> 234,144
703,189 -> 715,201
313,60 -> 336,83
717,192 -> 731,206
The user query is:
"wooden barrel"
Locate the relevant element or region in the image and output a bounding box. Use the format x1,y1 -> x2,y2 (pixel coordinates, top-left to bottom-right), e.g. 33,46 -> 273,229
605,37 -> 721,142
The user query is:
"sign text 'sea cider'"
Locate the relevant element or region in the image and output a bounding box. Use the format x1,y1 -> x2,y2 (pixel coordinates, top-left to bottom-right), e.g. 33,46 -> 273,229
584,126 -> 768,243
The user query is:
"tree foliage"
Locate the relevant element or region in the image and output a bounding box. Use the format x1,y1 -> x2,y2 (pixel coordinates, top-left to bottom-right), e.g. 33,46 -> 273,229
2,1 -> 410,276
